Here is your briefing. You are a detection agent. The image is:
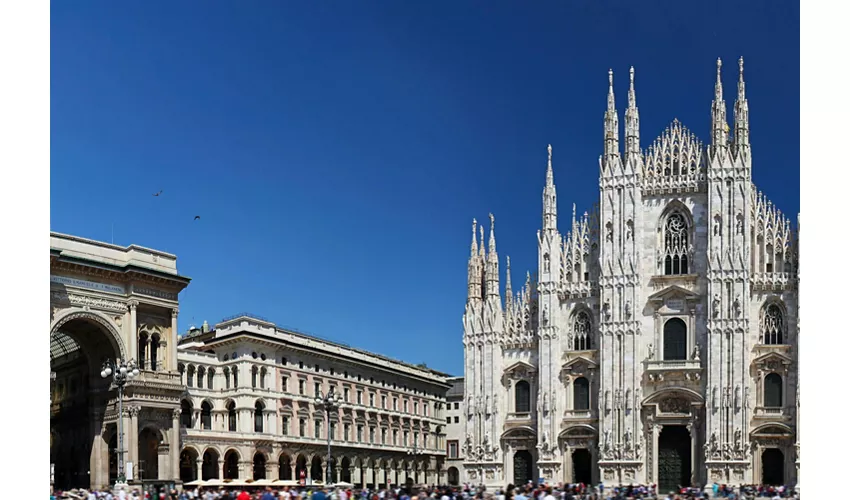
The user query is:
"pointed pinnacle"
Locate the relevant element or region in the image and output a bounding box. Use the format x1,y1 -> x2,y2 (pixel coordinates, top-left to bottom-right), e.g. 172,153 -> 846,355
739,56 -> 744,82
488,213 -> 496,252
471,218 -> 478,256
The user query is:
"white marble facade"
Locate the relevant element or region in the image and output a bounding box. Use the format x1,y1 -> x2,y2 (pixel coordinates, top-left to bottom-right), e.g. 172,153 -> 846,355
461,59 -> 799,490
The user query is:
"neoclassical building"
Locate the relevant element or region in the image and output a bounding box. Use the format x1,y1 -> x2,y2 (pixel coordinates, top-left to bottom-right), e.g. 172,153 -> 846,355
50,233 -> 452,491
461,59 -> 799,490
175,316 -> 451,487
50,232 -> 190,490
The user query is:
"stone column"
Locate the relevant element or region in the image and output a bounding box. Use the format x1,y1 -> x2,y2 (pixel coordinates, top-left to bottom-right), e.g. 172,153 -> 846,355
90,411 -> 105,488
269,460 -> 279,481
687,420 -> 698,486
335,465 -> 342,484
170,309 -> 179,372
649,424 -> 661,486
128,301 -> 139,363
196,458 -> 203,482
128,406 -> 140,479
171,409 -> 181,482
218,460 -> 225,480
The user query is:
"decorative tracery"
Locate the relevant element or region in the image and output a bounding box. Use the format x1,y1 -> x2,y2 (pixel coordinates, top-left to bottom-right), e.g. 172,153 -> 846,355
572,311 -> 592,350
664,212 -> 690,275
761,304 -> 785,345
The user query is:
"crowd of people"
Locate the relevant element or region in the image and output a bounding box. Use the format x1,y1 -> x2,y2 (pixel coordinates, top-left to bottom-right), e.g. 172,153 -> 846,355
50,481 -> 800,500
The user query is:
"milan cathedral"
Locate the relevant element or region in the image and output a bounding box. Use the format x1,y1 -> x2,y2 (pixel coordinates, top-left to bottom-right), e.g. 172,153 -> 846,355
461,59 -> 799,491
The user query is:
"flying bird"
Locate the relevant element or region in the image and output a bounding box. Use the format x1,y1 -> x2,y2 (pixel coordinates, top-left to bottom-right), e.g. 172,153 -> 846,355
194,216 -> 201,221
153,190 -> 163,197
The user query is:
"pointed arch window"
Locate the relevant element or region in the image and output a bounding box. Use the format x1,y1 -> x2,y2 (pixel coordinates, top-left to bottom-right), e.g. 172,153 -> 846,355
572,311 -> 592,351
663,212 -> 690,275
573,377 -> 590,410
514,380 -> 531,413
761,304 -> 785,345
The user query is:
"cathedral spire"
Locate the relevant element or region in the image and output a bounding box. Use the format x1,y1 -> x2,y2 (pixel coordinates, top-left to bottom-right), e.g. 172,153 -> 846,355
467,218 -> 482,301
488,213 -> 497,257
734,56 -> 750,153
625,66 -> 640,158
485,213 -> 500,299
603,69 -> 620,165
470,218 -> 478,258
505,255 -> 513,309
543,144 -> 558,233
711,58 -> 729,152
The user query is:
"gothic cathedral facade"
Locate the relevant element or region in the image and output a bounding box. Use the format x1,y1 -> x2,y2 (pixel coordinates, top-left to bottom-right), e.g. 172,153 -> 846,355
461,59 -> 799,491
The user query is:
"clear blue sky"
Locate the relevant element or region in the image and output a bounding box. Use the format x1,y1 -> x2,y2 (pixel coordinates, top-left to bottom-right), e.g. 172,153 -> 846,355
51,1 -> 800,376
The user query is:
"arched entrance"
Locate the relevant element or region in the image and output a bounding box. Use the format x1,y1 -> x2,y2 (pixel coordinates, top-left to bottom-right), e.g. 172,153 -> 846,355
295,455 -> 308,483
762,448 -> 784,486
253,452 -> 267,480
571,449 -> 592,484
341,457 -> 352,483
279,453 -> 292,480
50,313 -> 124,490
513,450 -> 533,486
658,425 -> 691,493
202,449 -> 220,480
224,450 -> 240,479
447,467 -> 459,485
138,428 -> 163,480
311,456 -> 324,482
180,448 -> 199,483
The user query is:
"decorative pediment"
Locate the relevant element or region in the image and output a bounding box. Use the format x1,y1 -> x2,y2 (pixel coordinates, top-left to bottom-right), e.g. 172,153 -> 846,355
501,426 -> 536,441
642,387 -> 704,412
750,423 -> 794,439
503,360 -> 536,380
558,424 -> 598,440
648,285 -> 700,307
752,351 -> 793,374
561,355 -> 598,378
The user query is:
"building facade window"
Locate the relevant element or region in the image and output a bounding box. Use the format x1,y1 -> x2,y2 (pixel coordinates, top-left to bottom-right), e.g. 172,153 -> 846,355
254,402 -> 264,433
515,380 -> 531,413
282,416 -> 290,436
299,419 -> 307,437
227,401 -> 237,431
764,373 -> 783,407
663,318 -> 688,360
573,377 -> 590,410
663,211 -> 690,275
572,310 -> 593,350
761,304 -> 785,345
447,440 -> 458,459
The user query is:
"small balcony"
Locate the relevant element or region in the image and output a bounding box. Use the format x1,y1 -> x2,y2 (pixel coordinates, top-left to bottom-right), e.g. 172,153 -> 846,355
644,359 -> 702,383
561,409 -> 595,425
752,406 -> 793,422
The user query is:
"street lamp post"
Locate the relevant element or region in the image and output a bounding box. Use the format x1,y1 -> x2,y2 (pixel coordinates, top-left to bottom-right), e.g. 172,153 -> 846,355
314,387 -> 342,485
101,358 -> 140,486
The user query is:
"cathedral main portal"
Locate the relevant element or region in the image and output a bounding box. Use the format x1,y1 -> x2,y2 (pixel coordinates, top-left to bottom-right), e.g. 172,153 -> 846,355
513,450 -> 533,486
571,449 -> 592,484
657,426 -> 691,493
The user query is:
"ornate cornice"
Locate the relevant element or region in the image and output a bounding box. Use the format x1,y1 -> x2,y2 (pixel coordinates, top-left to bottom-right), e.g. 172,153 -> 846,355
51,290 -> 127,313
